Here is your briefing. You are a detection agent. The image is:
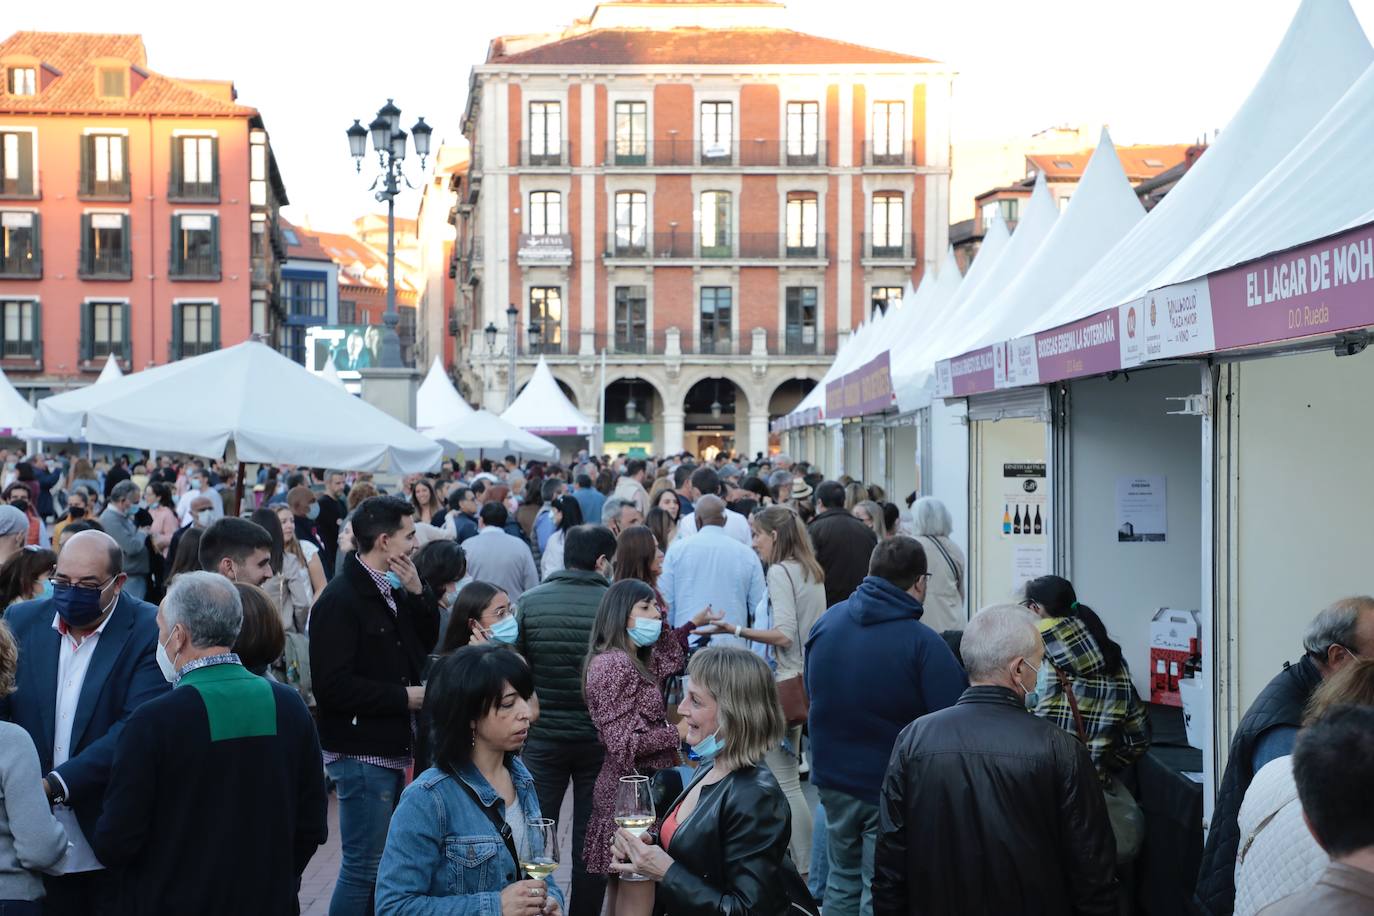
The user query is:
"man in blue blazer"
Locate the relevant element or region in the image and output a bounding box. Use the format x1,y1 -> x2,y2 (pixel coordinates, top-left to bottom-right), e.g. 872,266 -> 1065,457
0,529 -> 169,915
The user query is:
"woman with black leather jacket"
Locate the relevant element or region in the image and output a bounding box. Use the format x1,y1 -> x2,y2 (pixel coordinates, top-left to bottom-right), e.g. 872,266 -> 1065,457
609,647 -> 817,916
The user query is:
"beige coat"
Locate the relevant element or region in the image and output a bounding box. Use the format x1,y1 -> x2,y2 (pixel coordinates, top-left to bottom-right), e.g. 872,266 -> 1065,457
612,475 -> 650,516
767,559 -> 828,680
913,534 -> 966,633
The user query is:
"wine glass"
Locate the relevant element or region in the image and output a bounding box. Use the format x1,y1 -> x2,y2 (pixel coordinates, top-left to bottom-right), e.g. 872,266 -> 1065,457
614,775 -> 655,882
520,817 -> 559,884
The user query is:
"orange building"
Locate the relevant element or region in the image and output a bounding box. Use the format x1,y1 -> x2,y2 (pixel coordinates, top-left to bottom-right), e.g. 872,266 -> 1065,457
455,0 -> 952,456
0,31 -> 287,396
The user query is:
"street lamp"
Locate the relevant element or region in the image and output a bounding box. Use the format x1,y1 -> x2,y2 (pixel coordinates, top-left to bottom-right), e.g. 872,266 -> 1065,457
506,304 -> 518,407
346,98 -> 431,369
528,319 -> 542,354
625,382 -> 638,421
484,321 -> 498,354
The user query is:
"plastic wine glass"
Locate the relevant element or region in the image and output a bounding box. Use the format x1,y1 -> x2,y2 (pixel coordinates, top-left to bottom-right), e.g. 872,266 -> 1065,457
614,775 -> 655,882
520,817 -> 559,884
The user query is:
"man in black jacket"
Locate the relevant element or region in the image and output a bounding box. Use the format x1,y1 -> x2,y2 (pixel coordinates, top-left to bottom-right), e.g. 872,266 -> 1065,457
515,525 -> 617,916
873,604 -> 1116,916
309,496 -> 437,916
315,469 -> 348,578
807,480 -> 878,609
1194,596 -> 1374,915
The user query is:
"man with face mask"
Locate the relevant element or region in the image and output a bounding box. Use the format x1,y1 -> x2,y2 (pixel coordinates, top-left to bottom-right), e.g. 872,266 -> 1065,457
286,485 -> 323,551
99,480 -> 152,601
174,468 -> 224,526
0,529 -> 169,914
804,536 -> 968,916
308,496 -> 438,915
512,524 -> 618,916
165,495 -> 214,571
872,604 -> 1115,915
198,518 -> 275,587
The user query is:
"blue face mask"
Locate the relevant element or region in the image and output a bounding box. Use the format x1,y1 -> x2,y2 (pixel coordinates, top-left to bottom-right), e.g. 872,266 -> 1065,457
52,578 -> 115,628
38,578 -> 54,600
691,729 -> 725,762
486,614 -> 519,645
628,617 -> 662,648
190,479 -> 204,491
126,504 -> 141,518
384,571 -> 403,590
306,502 -> 320,521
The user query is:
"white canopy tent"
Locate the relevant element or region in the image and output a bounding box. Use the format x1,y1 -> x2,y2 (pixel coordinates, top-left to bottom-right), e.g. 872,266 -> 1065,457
416,357 -> 474,431
950,130 -> 1146,356
1016,0 -> 1374,338
0,367 -> 35,435
34,341 -> 443,473
424,410 -> 560,462
95,353 -> 123,384
500,356 -> 594,436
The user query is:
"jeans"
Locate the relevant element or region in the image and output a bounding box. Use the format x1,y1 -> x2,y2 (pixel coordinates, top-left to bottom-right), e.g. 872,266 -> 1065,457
0,902 -> 41,916
809,801 -> 829,901
521,737 -> 607,916
326,757 -> 404,916
819,787 -> 878,916
764,725 -> 812,874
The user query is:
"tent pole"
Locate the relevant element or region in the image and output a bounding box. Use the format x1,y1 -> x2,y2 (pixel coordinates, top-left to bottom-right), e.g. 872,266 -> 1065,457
234,463 -> 246,517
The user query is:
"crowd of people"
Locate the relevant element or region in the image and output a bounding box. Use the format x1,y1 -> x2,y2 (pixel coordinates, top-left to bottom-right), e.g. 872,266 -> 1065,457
0,446 -> 1369,915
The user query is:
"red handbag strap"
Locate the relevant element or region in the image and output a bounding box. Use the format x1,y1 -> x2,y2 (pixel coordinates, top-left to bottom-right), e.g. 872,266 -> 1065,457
1055,668 -> 1088,744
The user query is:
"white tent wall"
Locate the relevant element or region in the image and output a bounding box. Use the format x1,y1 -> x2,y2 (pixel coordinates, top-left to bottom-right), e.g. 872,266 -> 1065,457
1059,366 -> 1204,701
928,397 -> 970,618
1212,348 -> 1374,734
842,423 -> 863,479
968,413 -> 1049,610
887,420 -> 919,508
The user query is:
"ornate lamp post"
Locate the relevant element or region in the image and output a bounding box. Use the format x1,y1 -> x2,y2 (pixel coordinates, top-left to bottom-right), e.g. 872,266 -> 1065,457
346,100 -> 432,368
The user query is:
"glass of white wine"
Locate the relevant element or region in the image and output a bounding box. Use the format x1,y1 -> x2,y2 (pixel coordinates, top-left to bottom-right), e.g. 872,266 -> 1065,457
520,817 -> 559,884
614,775 -> 656,882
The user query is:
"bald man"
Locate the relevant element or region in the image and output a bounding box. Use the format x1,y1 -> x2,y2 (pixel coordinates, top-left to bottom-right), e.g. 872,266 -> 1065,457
0,529 -> 169,914
657,494 -> 766,649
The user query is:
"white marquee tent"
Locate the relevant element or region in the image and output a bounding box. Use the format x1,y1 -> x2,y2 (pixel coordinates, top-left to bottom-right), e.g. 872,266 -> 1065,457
416,357 -> 474,431
424,410 -> 560,462
501,356 -> 594,436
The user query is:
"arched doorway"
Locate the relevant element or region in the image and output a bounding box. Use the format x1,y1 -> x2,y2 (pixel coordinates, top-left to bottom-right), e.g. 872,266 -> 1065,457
603,377 -> 663,457
768,378 -> 818,456
682,376 -> 743,460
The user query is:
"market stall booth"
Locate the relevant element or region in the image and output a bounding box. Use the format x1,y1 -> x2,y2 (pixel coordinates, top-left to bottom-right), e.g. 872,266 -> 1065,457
500,357 -> 595,460
416,356 -> 474,432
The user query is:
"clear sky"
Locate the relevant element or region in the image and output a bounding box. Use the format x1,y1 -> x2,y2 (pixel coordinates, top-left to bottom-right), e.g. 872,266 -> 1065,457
10,0 -> 1372,230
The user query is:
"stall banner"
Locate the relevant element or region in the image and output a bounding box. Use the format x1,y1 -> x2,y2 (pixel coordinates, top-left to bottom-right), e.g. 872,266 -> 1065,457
934,359 -> 955,398
1002,335 -> 1041,388
852,351 -> 895,416
944,346 -> 996,397
1120,282 -> 1216,369
825,378 -> 844,417
1208,222 -> 1374,351
1033,310 -> 1121,383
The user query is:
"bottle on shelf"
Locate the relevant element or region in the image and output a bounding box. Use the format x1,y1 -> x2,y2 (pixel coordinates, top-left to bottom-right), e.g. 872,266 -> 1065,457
1033,505 -> 1043,535
1002,504 -> 1011,535
1013,505 -> 1022,535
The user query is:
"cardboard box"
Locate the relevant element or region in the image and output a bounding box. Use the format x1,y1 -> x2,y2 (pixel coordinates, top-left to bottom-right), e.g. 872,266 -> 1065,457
1149,608 -> 1200,707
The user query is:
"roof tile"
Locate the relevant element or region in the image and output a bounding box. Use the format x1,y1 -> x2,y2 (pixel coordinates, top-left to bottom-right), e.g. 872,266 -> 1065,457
492,27 -> 933,66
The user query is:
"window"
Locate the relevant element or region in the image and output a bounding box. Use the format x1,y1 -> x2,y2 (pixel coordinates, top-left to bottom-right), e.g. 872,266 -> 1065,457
981,198 -> 1019,227
80,133 -> 129,199
170,214 -> 220,279
339,300 -> 357,325
871,286 -> 902,317
699,101 -> 733,162
529,287 -> 562,353
79,212 -> 131,278
0,300 -> 37,359
614,101 -> 647,164
699,191 -> 731,257
615,286 -> 647,353
613,191 -> 647,254
785,193 -> 818,256
284,276 -> 327,319
786,101 -> 820,164
0,130 -> 35,197
97,67 -> 126,99
7,68 -> 36,96
249,135 -> 267,207
81,301 -> 129,361
872,101 -> 906,163
785,287 -> 818,353
870,193 -> 904,256
399,306 -> 417,363
170,135 -> 218,200
1057,194 -> 1072,212
699,287 -> 732,354
0,211 -> 39,277
528,191 -> 562,237
528,102 -> 562,165
173,302 -> 219,359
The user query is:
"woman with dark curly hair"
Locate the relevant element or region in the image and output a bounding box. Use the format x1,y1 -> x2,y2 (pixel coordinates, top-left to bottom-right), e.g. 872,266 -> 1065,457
0,546 -> 55,613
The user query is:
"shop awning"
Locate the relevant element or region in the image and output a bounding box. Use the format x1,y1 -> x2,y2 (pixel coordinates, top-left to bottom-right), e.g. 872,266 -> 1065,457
500,356 -> 594,436
416,356 -> 474,431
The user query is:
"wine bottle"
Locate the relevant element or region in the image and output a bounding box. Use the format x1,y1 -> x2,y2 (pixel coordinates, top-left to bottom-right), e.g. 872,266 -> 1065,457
1033,505 -> 1043,535
1002,504 -> 1011,535
1013,504 -> 1021,535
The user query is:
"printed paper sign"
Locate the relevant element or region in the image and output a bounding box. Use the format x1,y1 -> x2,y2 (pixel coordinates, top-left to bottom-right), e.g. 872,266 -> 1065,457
1116,476 -> 1166,542
1003,335 -> 1041,388
1011,545 -> 1049,590
1000,461 -> 1047,541
1121,283 -> 1215,368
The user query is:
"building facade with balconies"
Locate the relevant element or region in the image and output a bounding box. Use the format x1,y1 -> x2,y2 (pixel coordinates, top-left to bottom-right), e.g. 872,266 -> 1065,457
0,31 -> 287,398
455,0 -> 951,456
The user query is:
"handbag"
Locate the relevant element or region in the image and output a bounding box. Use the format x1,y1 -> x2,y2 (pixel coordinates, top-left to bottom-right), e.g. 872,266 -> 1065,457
922,535 -> 963,595
1055,668 -> 1145,864
772,564 -> 809,726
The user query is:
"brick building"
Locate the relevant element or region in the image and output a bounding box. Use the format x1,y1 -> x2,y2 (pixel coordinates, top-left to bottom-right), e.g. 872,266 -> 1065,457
455,0 -> 951,456
0,31 -> 288,397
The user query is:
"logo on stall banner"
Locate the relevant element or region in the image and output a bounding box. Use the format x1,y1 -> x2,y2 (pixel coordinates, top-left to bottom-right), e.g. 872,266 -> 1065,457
1149,296 -> 1158,329
1126,306 -> 1137,338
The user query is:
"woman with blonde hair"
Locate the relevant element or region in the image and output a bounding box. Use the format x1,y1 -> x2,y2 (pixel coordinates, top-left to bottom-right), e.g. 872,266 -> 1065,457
852,499 -> 887,541
610,647 -> 816,914
272,503 -> 327,634
842,481 -> 867,511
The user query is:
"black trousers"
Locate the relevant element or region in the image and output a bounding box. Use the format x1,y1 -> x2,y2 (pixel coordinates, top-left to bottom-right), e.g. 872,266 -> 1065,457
521,737 -> 607,916
42,870 -> 118,916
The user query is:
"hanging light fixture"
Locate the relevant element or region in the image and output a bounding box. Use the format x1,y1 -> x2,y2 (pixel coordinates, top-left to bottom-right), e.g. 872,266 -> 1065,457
625,381 -> 638,420
709,378 -> 722,419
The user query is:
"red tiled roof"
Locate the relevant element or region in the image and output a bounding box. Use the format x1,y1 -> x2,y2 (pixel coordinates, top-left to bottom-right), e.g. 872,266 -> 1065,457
492,27 -> 934,66
0,31 -> 257,117
280,220 -> 333,263
1027,144 -> 1194,182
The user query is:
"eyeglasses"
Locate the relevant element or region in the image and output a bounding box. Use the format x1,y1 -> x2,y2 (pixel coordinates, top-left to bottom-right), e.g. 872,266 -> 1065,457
49,575 -> 115,591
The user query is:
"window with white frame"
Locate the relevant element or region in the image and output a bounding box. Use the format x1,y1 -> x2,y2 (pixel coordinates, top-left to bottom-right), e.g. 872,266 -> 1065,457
786,101 -> 820,163
528,191 -> 562,237
7,68 -> 36,96
785,193 -> 818,256
615,286 -> 647,352
0,299 -> 36,358
0,130 -> 35,197
80,133 -> 129,198
85,301 -> 128,360
699,287 -> 732,353
0,210 -> 39,276
870,193 -> 905,256
613,191 -> 647,254
699,101 -> 733,161
170,213 -> 219,278
614,101 -> 647,163
699,191 -> 731,256
171,135 -> 218,199
872,101 -> 906,163
529,286 -> 562,353
175,301 -> 218,358
528,102 -> 562,164
80,212 -> 130,277
785,287 -> 818,353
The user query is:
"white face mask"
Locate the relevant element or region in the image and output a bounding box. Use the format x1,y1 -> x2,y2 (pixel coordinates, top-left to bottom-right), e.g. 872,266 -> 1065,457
196,509 -> 214,526
156,629 -> 181,683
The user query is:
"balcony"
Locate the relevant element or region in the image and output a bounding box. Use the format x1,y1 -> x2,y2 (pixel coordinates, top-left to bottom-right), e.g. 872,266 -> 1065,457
860,141 -> 920,168
170,249 -> 221,281
167,176 -> 219,203
78,166 -> 130,201
518,142 -> 571,168
0,248 -> 41,279
860,232 -> 918,263
603,232 -> 827,263
602,139 -> 830,169
467,144 -> 482,203
517,233 -> 572,266
78,247 -> 132,280
764,327 -> 839,356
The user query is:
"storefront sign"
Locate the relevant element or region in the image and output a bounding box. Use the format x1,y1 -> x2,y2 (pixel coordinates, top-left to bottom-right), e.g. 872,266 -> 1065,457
825,379 -> 844,416
1120,282 -> 1216,369
943,346 -> 996,397
1209,222 -> 1374,351
606,423 -> 652,442
1000,461 -> 1047,541
1033,310 -> 1120,383
517,233 -> 572,261
852,351 -> 894,416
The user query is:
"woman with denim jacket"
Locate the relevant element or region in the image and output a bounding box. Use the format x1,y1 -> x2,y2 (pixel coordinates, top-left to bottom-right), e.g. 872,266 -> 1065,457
375,645 -> 565,916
